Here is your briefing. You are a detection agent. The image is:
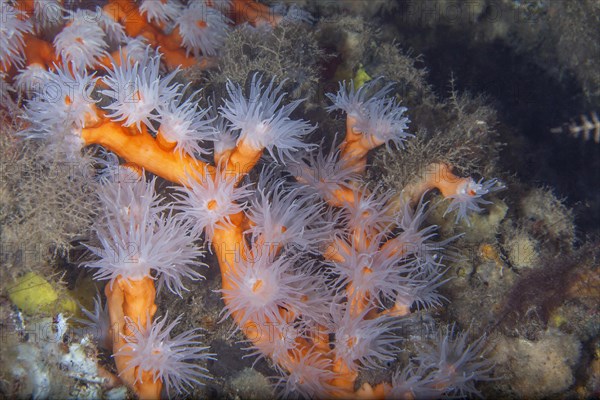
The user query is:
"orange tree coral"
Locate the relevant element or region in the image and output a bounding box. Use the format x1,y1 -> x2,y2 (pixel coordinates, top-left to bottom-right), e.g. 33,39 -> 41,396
3,0 -> 502,398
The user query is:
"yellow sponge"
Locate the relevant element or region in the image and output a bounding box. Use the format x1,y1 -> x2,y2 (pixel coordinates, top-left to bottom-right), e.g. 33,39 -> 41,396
353,65 -> 372,89
8,272 -> 76,315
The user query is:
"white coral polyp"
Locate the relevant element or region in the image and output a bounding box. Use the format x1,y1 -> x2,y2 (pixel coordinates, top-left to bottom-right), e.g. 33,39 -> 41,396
327,78 -> 412,150
246,176 -> 331,252
53,11 -> 108,71
0,0 -> 33,70
354,97 -> 412,150
289,148 -> 361,201
341,186 -> 396,234
96,6 -> 127,43
139,0 -> 182,25
221,254 -> 312,328
276,348 -> 336,399
19,63 -> 99,159
157,92 -> 216,157
33,0 -> 63,31
175,170 -> 251,241
119,314 -> 214,394
331,305 -> 401,371
444,177 -> 504,225
177,3 -> 230,57
102,48 -> 180,130
84,177 -> 204,295
122,37 -> 152,63
326,78 -> 393,118
220,74 -> 316,161
14,64 -> 53,96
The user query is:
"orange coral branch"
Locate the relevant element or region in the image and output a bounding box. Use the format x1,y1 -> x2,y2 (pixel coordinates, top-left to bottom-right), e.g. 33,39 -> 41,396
81,116 -> 214,185
105,276 -> 161,399
22,35 -> 58,71
402,162 -> 471,205
224,138 -> 265,184
230,0 -> 281,27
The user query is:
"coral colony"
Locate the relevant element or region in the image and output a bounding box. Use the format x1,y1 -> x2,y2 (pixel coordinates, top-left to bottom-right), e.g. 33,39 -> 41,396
1,0 -> 503,398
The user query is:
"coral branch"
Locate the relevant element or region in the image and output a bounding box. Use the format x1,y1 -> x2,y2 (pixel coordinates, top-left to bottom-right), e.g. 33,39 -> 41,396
105,276 -> 161,398
82,119 -> 213,185
9,3 -> 502,397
